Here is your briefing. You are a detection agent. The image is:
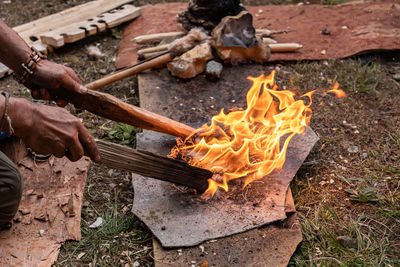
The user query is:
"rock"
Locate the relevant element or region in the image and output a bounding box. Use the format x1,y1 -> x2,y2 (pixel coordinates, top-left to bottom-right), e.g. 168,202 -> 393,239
89,217 -> 103,229
39,229 -> 45,237
336,235 -> 357,248
347,145 -> 359,153
87,45 -> 103,59
167,42 -> 213,79
205,60 -> 223,81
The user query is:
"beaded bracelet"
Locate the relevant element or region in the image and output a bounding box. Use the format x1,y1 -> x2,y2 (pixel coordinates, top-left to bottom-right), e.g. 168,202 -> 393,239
0,92 -> 14,135
13,47 -> 43,84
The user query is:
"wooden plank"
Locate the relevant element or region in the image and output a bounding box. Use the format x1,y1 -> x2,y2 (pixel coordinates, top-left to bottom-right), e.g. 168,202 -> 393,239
96,139 -> 211,191
40,5 -> 141,48
98,5 -> 141,28
13,0 -> 132,47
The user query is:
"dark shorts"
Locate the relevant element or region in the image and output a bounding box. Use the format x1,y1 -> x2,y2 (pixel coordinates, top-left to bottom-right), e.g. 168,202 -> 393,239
0,150 -> 22,227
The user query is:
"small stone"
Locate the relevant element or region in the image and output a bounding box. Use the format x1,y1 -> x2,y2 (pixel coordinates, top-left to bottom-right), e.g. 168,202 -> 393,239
133,261 -> 140,267
336,235 -> 357,248
87,45 -> 103,59
89,217 -> 103,229
393,73 -> 400,81
39,229 -> 45,237
205,60 -> 223,81
347,145 -> 359,153
341,26 -> 349,29
77,252 -> 85,259
107,169 -> 114,176
321,50 -> 326,55
99,69 -> 107,75
330,179 -> 334,184
362,152 -> 368,159
199,245 -> 205,253
102,192 -> 111,199
321,27 -> 331,35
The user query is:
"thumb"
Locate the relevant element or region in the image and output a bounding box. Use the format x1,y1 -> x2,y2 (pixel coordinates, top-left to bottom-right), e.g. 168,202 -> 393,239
61,74 -> 88,95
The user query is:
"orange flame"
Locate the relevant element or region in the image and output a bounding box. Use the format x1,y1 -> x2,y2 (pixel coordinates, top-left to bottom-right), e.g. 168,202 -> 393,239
170,71 -> 344,197
326,82 -> 347,98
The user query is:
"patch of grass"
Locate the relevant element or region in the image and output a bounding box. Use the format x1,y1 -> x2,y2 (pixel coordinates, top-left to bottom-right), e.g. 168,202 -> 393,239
101,123 -> 138,147
289,204 -> 399,266
334,60 -> 381,94
56,169 -> 153,266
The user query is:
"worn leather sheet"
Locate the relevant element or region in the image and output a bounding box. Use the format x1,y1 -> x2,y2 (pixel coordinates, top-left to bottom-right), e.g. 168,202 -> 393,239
152,189 -> 302,267
116,1 -> 400,69
132,127 -> 316,247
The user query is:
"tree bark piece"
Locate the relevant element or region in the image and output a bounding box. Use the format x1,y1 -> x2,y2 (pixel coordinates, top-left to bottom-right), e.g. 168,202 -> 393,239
96,139 -> 211,191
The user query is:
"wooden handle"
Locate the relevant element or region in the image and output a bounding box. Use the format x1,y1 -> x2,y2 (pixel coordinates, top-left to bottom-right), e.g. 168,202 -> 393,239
86,53 -> 172,90
56,87 -> 195,138
96,139 -> 211,191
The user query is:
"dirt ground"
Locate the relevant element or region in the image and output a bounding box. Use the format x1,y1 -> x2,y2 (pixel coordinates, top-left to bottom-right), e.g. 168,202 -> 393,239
1,0 -> 399,266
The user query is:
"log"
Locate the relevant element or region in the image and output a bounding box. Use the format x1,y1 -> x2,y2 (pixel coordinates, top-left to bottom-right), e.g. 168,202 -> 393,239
55,87 -> 195,138
96,139 -> 211,191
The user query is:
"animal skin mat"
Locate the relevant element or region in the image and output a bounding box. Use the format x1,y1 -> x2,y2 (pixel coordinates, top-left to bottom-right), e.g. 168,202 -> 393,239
116,1 -> 400,69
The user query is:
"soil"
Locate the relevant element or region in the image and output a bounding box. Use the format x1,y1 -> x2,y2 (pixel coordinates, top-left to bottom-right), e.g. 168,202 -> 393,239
1,0 -> 399,266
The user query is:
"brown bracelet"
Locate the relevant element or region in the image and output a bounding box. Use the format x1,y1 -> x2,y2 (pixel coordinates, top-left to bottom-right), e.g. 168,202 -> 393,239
13,47 -> 44,84
0,92 -> 14,135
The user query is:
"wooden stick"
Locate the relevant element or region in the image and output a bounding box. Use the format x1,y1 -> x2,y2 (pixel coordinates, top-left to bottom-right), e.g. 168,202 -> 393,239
137,44 -> 169,55
96,139 -> 211,191
55,86 -> 195,138
86,52 -> 172,90
269,43 -> 303,52
133,32 -> 186,44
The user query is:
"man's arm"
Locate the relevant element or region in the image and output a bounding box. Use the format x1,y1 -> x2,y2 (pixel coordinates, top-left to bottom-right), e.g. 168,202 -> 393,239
0,94 -> 100,162
0,20 -> 31,74
0,19 -> 87,107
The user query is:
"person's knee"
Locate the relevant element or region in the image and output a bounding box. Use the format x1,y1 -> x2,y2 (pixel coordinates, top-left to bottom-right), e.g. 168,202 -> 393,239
0,154 -> 23,225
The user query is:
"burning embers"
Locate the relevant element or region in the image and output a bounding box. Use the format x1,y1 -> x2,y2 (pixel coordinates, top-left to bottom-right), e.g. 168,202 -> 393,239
170,71 -> 346,197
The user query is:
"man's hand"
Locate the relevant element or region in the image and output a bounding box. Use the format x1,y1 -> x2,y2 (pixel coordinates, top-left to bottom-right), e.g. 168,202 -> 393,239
25,60 -> 88,107
7,97 -> 100,162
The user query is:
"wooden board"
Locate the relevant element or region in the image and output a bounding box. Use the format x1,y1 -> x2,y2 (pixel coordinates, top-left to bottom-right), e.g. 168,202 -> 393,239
13,0 -> 133,47
40,5 -> 141,48
0,0 -> 140,78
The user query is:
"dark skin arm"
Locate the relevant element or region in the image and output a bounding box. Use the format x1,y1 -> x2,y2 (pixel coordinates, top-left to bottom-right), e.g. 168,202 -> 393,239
0,19 -> 86,107
0,19 -> 100,162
